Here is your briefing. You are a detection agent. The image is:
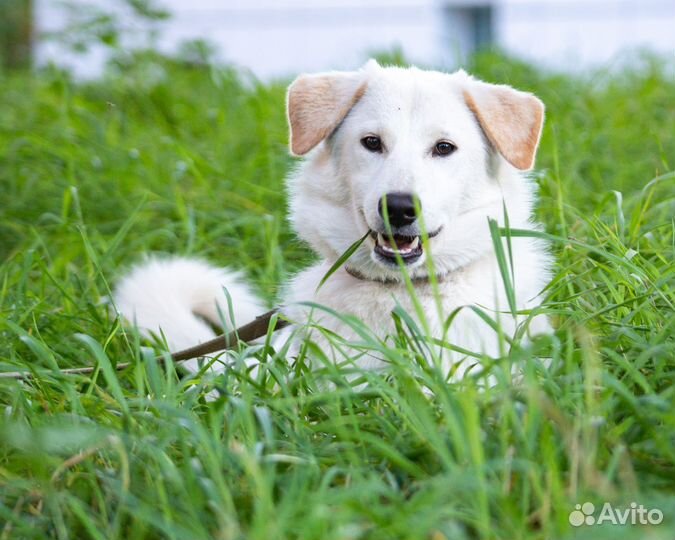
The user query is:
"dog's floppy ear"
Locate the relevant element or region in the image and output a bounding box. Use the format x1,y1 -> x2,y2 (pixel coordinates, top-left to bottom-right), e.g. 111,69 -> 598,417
287,69 -> 369,156
463,80 -> 545,170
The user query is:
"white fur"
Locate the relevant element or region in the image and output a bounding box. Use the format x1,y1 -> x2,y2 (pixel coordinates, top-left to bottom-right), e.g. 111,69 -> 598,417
114,258 -> 264,370
114,62 -> 552,378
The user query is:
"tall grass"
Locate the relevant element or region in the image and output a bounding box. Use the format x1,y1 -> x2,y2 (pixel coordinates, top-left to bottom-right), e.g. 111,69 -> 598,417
0,50 -> 674,539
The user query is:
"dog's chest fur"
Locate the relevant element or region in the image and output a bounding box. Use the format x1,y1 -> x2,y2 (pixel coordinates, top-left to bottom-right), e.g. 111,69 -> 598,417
282,241 -> 549,372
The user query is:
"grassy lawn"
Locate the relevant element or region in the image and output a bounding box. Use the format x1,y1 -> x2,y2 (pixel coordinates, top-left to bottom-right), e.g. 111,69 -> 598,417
0,50 -> 674,539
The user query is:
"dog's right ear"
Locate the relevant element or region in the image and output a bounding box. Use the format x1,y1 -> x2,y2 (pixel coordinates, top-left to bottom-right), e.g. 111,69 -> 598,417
287,69 -> 368,156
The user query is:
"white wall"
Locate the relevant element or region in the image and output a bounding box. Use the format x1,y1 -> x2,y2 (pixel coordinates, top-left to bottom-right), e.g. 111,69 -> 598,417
35,0 -> 451,78
155,1 -> 449,77
498,0 -> 675,70
35,0 -> 675,79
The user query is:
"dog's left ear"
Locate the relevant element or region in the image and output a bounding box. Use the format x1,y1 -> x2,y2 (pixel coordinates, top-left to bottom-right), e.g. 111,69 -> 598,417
287,69 -> 368,156
463,81 -> 545,170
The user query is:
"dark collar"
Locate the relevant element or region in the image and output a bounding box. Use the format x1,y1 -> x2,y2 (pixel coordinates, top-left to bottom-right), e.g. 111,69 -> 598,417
344,266 -> 447,285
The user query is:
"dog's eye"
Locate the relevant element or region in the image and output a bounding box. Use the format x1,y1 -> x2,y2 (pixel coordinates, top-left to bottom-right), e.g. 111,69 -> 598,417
361,136 -> 383,153
433,141 -> 457,157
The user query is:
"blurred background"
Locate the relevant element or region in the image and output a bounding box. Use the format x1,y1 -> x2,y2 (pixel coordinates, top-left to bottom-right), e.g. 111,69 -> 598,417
2,0 -> 675,78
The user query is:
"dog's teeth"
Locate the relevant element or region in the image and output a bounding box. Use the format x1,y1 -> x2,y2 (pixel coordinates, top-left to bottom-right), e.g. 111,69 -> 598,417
410,237 -> 420,249
377,233 -> 386,246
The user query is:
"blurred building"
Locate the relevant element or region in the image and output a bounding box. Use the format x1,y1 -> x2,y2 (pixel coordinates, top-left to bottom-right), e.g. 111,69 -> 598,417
34,0 -> 675,78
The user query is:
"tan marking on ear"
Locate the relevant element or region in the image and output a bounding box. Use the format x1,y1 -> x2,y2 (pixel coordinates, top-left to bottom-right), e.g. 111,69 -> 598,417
287,72 -> 367,156
463,83 -> 545,170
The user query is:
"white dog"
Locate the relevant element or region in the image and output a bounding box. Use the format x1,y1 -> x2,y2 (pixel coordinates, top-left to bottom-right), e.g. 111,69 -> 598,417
115,60 -> 551,377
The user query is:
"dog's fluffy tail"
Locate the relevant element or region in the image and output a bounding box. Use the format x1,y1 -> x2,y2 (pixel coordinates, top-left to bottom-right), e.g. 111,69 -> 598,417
113,257 -> 265,352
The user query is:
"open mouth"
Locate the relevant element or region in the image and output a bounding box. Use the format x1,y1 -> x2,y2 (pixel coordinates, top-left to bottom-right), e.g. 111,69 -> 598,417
371,227 -> 441,265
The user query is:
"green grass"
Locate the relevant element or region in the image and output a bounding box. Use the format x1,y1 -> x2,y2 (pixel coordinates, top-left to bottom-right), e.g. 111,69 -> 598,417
1,49 -> 674,539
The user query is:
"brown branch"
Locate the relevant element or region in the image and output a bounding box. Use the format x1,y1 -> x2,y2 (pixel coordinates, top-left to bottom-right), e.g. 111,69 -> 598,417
0,309 -> 288,381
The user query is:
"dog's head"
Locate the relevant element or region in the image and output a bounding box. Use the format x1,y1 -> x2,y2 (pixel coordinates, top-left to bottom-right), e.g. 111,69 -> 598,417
286,60 -> 544,282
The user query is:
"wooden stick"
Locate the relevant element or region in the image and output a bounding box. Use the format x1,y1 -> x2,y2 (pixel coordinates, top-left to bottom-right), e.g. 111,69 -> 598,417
0,309 -> 288,380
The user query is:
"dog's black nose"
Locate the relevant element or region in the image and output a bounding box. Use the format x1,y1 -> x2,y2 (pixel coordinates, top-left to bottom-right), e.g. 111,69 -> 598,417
378,192 -> 419,228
